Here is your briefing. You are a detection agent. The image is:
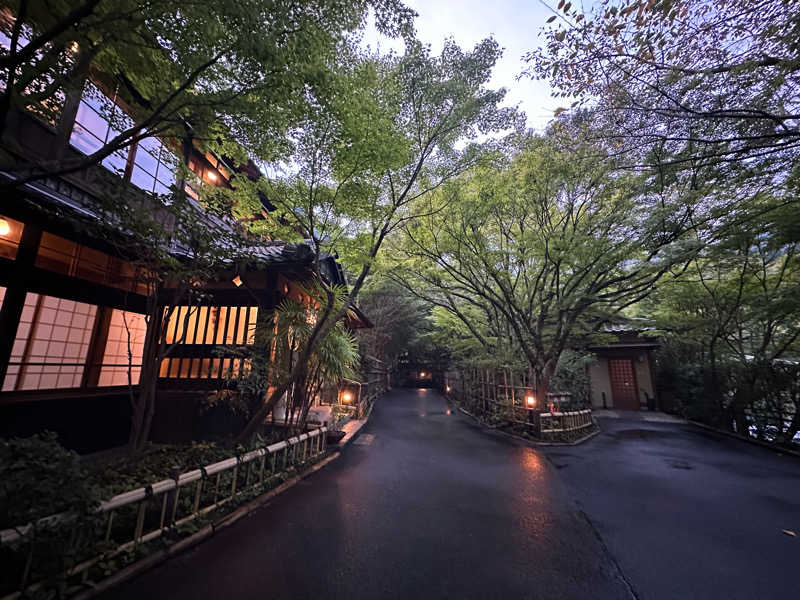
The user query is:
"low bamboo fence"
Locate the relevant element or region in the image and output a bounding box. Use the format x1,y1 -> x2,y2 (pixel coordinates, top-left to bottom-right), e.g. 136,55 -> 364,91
0,428 -> 327,598
443,368 -> 593,438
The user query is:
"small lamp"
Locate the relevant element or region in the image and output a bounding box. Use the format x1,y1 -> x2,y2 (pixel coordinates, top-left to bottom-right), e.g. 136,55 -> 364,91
0,218 -> 9,236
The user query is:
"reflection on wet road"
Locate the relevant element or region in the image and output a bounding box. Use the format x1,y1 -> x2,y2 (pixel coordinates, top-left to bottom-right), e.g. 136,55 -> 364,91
102,389 -> 631,600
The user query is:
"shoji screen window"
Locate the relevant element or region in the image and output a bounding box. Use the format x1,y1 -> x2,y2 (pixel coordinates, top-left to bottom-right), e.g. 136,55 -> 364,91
3,294 -> 96,391
98,310 -> 147,386
162,305 -> 258,346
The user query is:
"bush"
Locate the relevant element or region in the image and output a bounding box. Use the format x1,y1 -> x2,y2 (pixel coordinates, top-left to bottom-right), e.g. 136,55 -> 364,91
551,350 -> 594,408
0,432 -> 102,530
0,432 -> 105,596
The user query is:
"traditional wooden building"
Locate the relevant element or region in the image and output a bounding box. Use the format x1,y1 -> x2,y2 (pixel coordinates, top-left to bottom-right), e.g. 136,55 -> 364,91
0,51 -> 367,452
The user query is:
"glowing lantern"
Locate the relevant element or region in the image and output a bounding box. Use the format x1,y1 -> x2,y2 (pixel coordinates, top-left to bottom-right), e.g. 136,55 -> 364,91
342,392 -> 353,403
0,218 -> 9,236
526,395 -> 536,408
420,371 -> 426,377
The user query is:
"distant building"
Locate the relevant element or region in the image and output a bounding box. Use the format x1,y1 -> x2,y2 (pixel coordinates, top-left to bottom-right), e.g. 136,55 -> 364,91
587,324 -> 659,411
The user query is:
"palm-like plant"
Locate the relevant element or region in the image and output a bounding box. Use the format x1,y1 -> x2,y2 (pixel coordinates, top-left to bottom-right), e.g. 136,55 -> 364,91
231,281 -> 360,434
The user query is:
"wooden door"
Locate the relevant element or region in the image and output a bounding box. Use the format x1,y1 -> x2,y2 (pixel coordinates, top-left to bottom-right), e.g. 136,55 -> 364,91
609,359 -> 639,410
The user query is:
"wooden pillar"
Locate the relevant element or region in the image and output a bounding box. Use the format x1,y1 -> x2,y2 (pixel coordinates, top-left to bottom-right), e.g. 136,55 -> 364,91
82,306 -> 113,388
0,223 -> 42,387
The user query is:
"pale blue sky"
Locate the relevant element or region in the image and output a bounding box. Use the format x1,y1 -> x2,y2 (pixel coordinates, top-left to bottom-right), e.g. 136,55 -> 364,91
364,0 -> 570,130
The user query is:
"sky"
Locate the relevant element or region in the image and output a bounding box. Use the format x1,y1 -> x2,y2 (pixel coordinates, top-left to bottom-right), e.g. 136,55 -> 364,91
363,0 -> 567,131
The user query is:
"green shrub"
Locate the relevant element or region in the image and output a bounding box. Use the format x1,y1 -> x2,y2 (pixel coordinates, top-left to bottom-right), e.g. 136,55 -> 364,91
0,432 -> 102,530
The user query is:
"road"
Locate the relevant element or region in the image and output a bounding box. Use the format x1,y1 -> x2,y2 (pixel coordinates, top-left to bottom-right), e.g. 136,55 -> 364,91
102,389 -> 800,600
543,415 -> 800,600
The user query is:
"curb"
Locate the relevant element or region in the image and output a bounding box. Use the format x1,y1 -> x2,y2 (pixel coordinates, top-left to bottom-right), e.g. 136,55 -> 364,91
73,452 -> 341,600
688,420 -> 800,459
453,404 -> 601,447
336,408 -> 374,447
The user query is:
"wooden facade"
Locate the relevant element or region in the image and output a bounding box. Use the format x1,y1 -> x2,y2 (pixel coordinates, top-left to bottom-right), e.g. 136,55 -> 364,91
0,69 -> 367,452
587,332 -> 660,411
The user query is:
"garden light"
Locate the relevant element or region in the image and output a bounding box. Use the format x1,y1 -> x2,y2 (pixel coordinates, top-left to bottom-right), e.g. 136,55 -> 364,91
342,392 -> 352,403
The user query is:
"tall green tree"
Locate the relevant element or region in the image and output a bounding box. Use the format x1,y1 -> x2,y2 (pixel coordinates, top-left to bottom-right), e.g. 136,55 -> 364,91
393,128 -> 693,402
235,38 -> 520,440
648,198 -> 800,441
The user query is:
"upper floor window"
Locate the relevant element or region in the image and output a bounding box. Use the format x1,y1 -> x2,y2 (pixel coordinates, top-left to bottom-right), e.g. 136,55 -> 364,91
69,82 -> 133,175
130,136 -> 179,196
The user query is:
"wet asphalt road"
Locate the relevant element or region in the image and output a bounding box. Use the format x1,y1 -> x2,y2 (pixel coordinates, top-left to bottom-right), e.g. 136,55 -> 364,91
101,389 -> 800,600
542,417 -> 800,600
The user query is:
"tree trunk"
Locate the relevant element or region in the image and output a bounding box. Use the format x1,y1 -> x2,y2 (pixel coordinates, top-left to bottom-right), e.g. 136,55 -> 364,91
533,358 -> 557,409
127,301 -> 162,453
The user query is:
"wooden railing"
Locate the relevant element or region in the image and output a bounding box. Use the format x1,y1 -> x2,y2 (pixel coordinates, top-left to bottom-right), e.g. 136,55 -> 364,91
0,428 -> 327,598
540,410 -> 593,433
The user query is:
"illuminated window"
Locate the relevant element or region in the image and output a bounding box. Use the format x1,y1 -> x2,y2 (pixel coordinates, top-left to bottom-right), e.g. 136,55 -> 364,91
35,232 -> 147,294
0,214 -> 23,260
69,82 -> 133,175
163,305 -> 258,345
159,305 -> 258,379
130,136 -> 179,195
98,310 -> 147,386
3,294 -> 96,391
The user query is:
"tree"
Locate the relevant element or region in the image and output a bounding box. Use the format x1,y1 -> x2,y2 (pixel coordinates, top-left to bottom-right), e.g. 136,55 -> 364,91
524,0 -> 800,176
392,128 -> 693,402
235,38 -> 520,440
648,197 -> 800,441
0,0 -> 416,184
226,281 -> 360,433
1,0 -> 415,452
356,278 -> 433,368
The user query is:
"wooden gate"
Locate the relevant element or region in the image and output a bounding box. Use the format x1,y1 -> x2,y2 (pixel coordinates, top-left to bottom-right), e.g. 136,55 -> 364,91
608,359 -> 639,410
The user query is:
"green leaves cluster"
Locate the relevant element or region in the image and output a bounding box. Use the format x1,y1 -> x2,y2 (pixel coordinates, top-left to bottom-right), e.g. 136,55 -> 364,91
393,126 -> 687,395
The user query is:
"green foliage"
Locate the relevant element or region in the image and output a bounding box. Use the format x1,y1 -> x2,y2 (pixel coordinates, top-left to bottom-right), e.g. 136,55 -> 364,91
550,350 -> 595,407
394,128 -> 689,394
525,0 -> 800,181
0,0 -> 416,175
0,433 -> 105,597
356,278 -> 434,367
646,191 -> 800,441
91,441 -> 233,497
0,432 -> 102,529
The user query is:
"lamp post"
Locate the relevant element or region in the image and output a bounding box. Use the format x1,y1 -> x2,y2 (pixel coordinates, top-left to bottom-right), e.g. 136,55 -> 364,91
525,392 -> 541,436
